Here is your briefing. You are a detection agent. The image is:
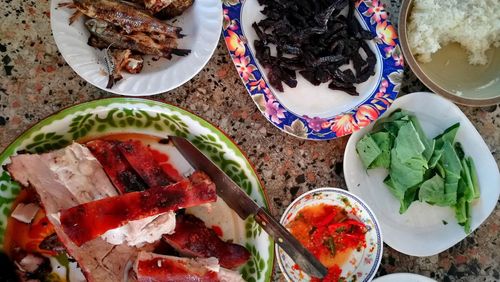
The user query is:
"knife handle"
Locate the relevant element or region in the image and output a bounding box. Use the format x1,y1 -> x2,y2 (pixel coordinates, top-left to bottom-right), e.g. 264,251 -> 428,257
254,208 -> 327,278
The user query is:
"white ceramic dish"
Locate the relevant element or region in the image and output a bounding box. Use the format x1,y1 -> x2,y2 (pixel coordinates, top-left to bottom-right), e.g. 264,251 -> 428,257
344,92 -> 500,256
50,0 -> 222,96
373,273 -> 437,282
276,188 -> 383,282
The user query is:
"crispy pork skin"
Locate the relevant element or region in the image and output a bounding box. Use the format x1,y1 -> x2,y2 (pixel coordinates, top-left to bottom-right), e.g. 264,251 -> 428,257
117,140 -> 178,187
135,252 -> 244,282
163,214 -> 250,269
60,171 -> 217,246
87,140 -> 147,193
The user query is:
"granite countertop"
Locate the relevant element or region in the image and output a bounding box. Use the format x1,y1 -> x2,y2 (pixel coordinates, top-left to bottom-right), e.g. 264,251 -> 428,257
0,0 -> 499,281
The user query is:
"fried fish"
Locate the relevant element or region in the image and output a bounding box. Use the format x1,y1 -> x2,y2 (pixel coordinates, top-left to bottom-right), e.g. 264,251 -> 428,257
85,19 -> 190,58
72,0 -> 182,38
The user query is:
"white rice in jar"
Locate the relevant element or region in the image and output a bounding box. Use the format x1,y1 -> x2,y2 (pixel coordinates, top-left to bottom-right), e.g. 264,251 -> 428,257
407,0 -> 500,65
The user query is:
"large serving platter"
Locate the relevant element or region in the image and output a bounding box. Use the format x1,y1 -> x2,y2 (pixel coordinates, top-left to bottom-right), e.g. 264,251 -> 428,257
0,98 -> 274,281
222,0 -> 404,140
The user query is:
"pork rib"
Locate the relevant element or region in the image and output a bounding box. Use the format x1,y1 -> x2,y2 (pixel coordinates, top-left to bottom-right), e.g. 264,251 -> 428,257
135,252 -> 244,282
60,171 -> 217,246
87,139 -> 147,193
163,213 -> 251,269
117,140 -> 177,187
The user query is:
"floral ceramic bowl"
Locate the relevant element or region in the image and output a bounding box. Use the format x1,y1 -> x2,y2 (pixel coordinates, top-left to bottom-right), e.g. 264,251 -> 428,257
277,188 -> 383,282
222,0 -> 404,140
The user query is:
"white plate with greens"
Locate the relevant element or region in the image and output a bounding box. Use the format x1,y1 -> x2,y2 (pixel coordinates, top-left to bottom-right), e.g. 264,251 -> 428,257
343,92 -> 500,256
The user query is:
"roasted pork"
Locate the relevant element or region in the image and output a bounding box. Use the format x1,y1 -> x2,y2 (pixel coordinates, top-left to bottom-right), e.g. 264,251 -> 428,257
163,213 -> 250,269
60,171 -> 217,246
7,143 -> 118,210
87,139 -> 147,193
135,252 -> 244,282
7,144 -> 152,281
102,211 -> 176,246
117,140 -> 177,187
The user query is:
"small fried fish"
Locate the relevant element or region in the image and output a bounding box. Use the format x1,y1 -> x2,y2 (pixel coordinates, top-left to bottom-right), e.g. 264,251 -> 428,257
85,19 -> 190,58
71,0 -> 183,38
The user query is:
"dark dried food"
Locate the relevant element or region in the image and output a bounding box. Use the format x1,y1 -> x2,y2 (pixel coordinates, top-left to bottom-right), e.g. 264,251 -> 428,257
253,0 -> 377,95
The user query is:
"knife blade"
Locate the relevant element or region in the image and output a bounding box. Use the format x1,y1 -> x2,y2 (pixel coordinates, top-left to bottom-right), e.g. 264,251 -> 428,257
170,136 -> 328,279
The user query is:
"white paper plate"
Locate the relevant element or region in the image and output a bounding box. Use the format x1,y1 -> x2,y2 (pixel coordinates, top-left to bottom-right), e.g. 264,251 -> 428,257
50,0 -> 222,96
343,92 -> 500,256
373,273 -> 437,282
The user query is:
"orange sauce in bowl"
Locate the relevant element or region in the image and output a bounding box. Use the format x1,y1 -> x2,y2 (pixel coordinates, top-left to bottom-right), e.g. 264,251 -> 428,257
287,203 -> 367,282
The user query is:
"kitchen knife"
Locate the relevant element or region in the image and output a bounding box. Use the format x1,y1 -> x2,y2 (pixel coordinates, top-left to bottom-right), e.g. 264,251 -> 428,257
170,136 -> 328,279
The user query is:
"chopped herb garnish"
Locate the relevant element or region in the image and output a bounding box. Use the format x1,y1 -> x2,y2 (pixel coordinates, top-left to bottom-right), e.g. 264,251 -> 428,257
324,237 -> 336,256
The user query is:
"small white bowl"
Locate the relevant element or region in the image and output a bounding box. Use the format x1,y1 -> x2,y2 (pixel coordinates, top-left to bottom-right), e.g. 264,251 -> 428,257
276,188 -> 383,282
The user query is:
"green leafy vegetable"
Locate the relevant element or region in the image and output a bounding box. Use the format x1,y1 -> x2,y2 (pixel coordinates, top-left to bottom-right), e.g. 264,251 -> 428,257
356,134 -> 381,168
467,157 -> 480,199
409,115 -> 434,161
440,141 -> 462,180
461,158 -> 474,203
393,122 -> 426,164
356,109 -> 480,233
434,122 -> 460,149
419,174 -> 445,205
384,175 -> 404,201
369,132 -> 393,169
401,185 -> 419,214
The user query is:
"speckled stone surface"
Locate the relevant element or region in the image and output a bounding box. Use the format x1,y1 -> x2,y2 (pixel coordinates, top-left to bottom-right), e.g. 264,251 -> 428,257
0,0 -> 499,281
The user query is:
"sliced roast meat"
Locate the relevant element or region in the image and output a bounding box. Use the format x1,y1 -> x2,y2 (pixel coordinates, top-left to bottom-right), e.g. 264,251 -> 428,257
101,211 -> 176,246
117,140 -> 177,187
163,213 -> 250,269
60,171 -> 217,246
7,144 -> 143,282
87,139 -> 147,193
7,142 -> 119,213
135,252 -> 244,282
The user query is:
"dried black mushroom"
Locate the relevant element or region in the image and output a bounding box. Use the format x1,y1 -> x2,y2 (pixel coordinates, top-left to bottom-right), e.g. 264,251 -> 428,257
253,0 -> 377,95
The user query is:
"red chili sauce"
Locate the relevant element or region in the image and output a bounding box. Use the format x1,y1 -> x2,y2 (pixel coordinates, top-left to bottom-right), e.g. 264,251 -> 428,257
287,203 -> 367,282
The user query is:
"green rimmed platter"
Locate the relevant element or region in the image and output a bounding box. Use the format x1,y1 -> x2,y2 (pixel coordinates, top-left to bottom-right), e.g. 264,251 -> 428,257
0,98 -> 274,282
